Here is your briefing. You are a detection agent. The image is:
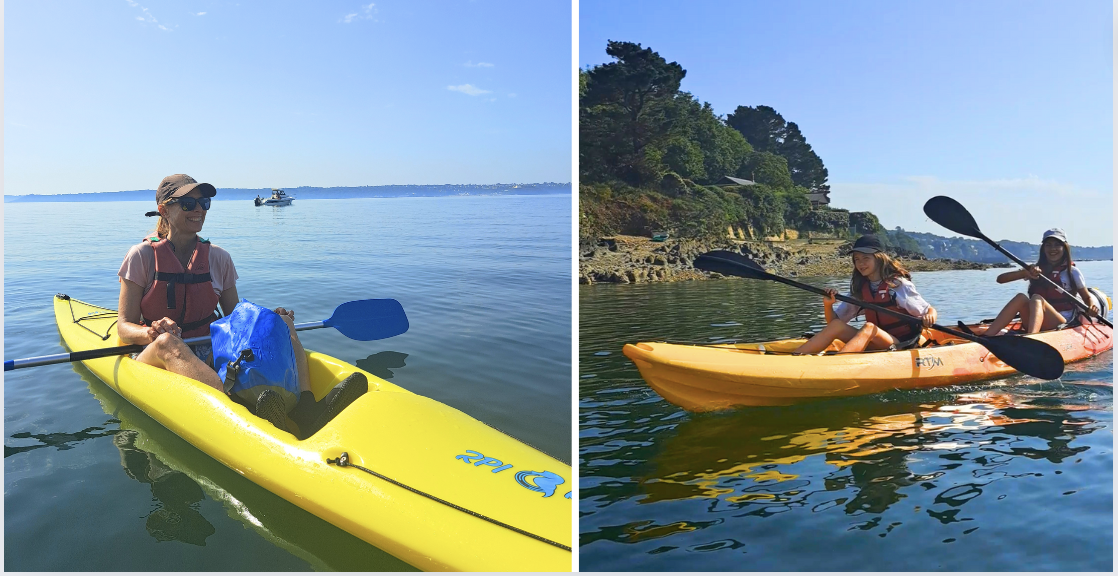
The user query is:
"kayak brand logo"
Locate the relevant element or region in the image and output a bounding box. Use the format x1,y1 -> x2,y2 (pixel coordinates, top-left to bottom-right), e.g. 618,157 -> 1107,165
456,449 -> 568,498
455,449 -> 514,473
515,470 -> 565,498
915,355 -> 943,369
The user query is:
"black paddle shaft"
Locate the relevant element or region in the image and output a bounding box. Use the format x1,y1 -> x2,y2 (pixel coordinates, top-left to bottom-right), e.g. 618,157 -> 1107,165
923,195 -> 1112,328
744,264 -> 986,342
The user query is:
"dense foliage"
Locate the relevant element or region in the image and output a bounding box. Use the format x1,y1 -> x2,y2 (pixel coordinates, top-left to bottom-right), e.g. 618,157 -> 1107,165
580,41 -> 852,242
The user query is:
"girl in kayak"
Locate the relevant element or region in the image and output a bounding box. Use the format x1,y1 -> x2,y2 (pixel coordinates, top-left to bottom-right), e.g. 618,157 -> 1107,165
981,228 -> 1100,335
116,174 -> 365,438
794,234 -> 938,354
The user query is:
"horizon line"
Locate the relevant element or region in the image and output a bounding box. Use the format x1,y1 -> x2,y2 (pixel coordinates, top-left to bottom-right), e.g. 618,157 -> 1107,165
4,182 -> 574,197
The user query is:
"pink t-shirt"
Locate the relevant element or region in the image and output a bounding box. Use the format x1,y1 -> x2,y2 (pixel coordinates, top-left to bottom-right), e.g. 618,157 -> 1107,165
117,240 -> 238,298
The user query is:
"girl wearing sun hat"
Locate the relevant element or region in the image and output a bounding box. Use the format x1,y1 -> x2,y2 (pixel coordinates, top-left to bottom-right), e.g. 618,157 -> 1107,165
794,234 -> 939,354
982,228 -> 1101,335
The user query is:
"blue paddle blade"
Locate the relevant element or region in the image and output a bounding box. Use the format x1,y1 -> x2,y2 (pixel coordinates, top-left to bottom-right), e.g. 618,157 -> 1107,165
323,299 -> 409,341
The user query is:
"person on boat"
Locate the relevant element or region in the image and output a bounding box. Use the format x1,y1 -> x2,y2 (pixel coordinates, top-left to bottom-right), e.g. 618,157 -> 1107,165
794,234 -> 938,354
116,174 -> 365,438
981,228 -> 1100,335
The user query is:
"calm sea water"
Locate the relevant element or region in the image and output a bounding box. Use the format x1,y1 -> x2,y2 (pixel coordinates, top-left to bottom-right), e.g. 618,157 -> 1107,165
579,261 -> 1113,572
4,195 -> 571,571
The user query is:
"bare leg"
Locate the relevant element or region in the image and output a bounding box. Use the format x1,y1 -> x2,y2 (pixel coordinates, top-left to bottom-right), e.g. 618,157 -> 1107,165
134,332 -> 224,391
1029,295 -> 1067,333
273,311 -> 311,395
289,327 -> 312,395
984,293 -> 1030,335
794,319 -> 859,354
838,322 -> 899,353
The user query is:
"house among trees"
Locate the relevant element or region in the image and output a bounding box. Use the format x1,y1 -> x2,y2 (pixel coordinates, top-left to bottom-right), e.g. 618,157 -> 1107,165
805,190 -> 830,206
717,175 -> 830,207
717,176 -> 756,186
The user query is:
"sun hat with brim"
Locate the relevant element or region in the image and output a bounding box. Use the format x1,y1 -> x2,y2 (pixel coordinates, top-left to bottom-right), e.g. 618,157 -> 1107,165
1041,228 -> 1068,245
144,174 -> 217,217
849,234 -> 885,254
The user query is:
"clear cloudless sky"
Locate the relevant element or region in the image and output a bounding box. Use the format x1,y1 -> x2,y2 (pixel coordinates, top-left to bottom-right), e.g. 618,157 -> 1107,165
6,0 -> 571,195
580,1 -> 1114,246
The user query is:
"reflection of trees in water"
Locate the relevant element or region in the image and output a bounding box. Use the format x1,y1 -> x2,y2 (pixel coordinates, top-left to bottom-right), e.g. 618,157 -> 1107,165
114,430 -> 215,546
581,392 -> 1105,545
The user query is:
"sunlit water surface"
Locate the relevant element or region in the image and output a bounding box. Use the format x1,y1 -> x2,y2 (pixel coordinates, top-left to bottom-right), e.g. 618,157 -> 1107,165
5,195 -> 571,570
579,261 -> 1113,571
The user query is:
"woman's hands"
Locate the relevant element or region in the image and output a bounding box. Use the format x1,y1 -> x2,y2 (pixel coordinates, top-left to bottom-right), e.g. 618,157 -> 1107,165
1023,265 -> 1041,280
144,317 -> 182,343
921,306 -> 938,328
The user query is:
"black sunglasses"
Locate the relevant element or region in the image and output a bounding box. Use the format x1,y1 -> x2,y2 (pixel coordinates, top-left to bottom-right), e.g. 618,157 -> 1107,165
170,196 -> 211,212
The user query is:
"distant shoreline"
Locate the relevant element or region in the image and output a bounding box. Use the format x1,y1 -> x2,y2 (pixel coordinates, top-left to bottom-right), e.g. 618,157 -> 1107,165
4,183 -> 572,203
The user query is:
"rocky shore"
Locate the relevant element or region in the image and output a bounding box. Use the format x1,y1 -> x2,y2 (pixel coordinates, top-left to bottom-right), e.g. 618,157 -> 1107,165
579,235 -> 1009,285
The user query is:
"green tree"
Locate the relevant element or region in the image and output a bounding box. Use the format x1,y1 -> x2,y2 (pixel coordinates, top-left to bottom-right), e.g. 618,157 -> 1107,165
780,122 -> 830,194
778,187 -> 812,228
726,106 -> 830,194
581,41 -> 686,186
661,136 -> 705,181
740,151 -> 793,190
726,105 -> 787,153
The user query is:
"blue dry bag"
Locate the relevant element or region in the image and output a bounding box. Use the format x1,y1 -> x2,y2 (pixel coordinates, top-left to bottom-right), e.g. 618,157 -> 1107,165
211,300 -> 300,411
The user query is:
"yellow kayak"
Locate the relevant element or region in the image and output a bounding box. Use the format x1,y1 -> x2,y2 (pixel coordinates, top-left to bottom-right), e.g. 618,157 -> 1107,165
54,294 -> 571,571
624,319 -> 1113,411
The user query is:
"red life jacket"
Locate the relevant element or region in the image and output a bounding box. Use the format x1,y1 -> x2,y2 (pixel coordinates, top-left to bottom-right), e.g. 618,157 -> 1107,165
1028,265 -> 1078,312
139,237 -> 221,338
859,280 -> 920,341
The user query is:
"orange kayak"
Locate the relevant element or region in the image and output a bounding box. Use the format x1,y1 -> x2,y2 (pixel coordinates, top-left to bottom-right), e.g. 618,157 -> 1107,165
623,320 -> 1113,411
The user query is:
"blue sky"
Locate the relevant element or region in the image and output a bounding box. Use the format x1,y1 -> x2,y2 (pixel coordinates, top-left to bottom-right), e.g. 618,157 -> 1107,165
580,1 -> 1114,246
5,0 -> 571,196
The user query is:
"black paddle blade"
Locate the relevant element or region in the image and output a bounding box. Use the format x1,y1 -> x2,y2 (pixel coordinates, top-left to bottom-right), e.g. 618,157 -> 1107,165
693,250 -> 769,280
923,196 -> 983,238
980,333 -> 1065,380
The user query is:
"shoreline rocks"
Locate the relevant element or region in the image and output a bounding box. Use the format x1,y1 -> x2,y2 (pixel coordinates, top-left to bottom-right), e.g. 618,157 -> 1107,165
579,235 -> 1009,285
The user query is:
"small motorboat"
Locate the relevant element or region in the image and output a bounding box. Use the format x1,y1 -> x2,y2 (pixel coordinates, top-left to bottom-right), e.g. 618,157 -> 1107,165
259,188 -> 294,206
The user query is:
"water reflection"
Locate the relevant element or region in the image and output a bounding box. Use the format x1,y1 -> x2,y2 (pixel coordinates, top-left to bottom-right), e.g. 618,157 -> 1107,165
583,389 -> 1108,549
356,351 -> 409,380
114,430 -> 215,546
579,268 -> 1113,571
5,425 -> 119,458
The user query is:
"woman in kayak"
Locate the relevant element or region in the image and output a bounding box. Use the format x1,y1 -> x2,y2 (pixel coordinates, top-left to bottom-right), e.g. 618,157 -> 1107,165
981,228 -> 1100,335
794,234 -> 938,354
116,174 -> 365,438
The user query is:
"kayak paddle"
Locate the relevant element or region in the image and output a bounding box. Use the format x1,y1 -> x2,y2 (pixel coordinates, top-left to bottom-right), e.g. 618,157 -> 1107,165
922,195 -> 1112,328
5,298 -> 409,371
693,250 -> 1066,380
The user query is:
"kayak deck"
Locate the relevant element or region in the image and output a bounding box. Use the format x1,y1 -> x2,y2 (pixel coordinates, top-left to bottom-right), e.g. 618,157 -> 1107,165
624,320 -> 1113,411
54,295 -> 571,571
